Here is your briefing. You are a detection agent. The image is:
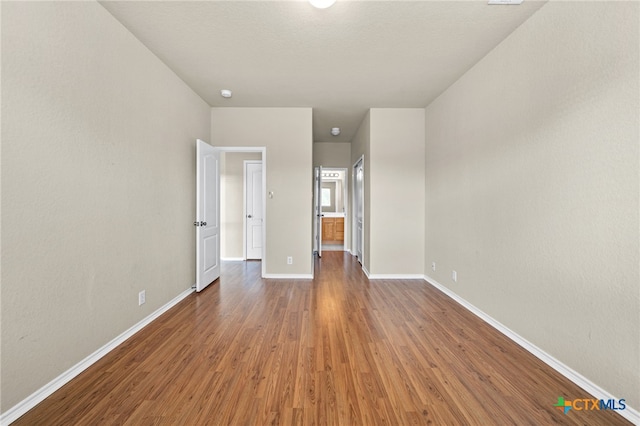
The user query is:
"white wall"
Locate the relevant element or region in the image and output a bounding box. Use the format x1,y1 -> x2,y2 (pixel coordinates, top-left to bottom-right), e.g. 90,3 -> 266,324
424,1 -> 639,410
369,109 -> 425,276
350,109 -> 425,276
313,142 -> 351,169
211,108 -> 313,276
1,1 -> 211,412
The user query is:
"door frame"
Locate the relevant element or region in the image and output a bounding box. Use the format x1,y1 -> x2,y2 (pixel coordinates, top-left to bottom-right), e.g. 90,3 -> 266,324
243,160 -> 263,260
218,147 -> 267,278
318,167 -> 349,253
313,166 -> 323,257
352,155 -> 364,265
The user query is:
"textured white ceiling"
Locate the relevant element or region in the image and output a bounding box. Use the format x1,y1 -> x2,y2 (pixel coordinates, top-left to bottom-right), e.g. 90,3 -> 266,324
100,1 -> 545,142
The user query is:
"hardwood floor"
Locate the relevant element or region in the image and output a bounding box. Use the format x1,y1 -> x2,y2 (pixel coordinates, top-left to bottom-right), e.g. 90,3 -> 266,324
14,252 -> 630,425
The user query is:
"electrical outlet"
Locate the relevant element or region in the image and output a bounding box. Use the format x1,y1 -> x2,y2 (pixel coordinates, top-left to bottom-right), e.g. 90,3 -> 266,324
432,262 -> 436,272
452,270 -> 457,283
287,256 -> 293,265
138,290 -> 146,306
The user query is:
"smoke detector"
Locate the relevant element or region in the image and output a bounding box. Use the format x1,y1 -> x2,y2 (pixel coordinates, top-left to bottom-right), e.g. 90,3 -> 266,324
331,127 -> 340,136
220,89 -> 232,98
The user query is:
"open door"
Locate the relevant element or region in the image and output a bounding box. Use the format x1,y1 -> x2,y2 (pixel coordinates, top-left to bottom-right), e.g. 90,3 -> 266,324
196,139 -> 220,292
314,166 -> 323,257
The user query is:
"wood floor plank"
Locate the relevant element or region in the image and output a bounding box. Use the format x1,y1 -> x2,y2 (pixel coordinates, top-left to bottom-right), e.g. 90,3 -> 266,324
12,252 -> 632,425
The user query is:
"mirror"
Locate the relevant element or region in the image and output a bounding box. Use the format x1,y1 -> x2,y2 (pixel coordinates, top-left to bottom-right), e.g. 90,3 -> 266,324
321,170 -> 345,213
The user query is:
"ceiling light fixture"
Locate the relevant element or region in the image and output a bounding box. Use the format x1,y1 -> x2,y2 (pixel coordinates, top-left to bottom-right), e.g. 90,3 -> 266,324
487,0 -> 523,4
331,127 -> 340,136
309,0 -> 336,9
220,89 -> 232,98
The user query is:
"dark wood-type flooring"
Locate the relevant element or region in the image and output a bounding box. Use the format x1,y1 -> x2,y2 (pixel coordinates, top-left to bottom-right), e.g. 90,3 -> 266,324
14,252 -> 631,425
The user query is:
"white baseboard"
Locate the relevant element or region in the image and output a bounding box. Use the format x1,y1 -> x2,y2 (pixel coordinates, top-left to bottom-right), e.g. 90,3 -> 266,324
367,273 -> 424,280
362,265 -> 371,278
423,275 -> 639,425
0,287 -> 195,426
263,274 -> 313,279
221,257 -> 245,261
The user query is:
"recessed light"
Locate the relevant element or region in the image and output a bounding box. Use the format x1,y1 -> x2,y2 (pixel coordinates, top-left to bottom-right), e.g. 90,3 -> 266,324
488,0 -> 523,4
220,89 -> 232,98
331,127 -> 340,136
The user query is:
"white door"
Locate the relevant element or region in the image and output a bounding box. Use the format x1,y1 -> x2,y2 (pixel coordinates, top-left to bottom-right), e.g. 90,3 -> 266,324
245,161 -> 263,260
314,166 -> 323,257
196,139 -> 220,292
354,159 -> 364,264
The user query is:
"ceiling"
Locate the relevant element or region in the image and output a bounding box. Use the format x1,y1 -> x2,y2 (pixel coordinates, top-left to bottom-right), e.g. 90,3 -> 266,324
100,0 -> 545,143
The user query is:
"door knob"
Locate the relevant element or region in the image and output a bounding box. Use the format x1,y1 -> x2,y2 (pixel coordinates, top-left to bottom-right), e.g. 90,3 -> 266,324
201,221 -> 207,226
247,215 -> 252,218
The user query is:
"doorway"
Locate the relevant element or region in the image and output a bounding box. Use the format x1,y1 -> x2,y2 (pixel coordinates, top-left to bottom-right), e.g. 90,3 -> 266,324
315,167 -> 348,253
218,149 -> 266,272
196,142 -> 266,292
